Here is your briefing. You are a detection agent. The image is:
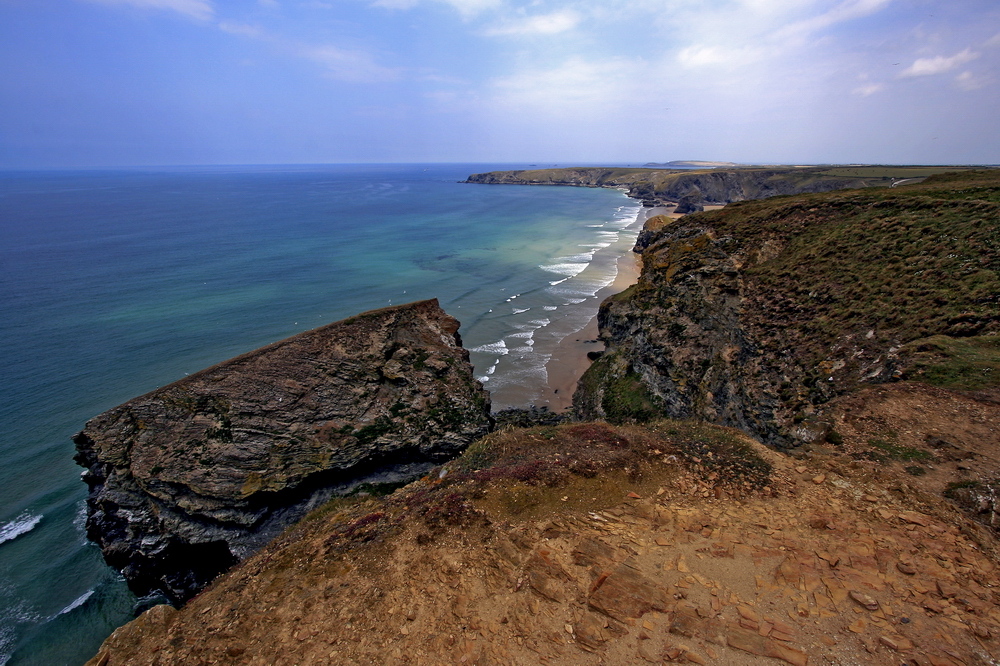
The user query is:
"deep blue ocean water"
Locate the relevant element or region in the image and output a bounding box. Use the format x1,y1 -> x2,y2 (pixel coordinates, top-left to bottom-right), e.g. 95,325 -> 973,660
0,164 -> 640,664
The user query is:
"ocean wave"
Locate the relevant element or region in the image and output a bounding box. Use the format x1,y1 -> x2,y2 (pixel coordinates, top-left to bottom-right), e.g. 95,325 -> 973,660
512,307 -> 530,314
470,340 -> 509,355
543,306 -> 558,311
529,319 -> 551,327
539,262 -> 589,278
548,277 -> 569,286
0,513 -> 42,547
57,590 -> 94,616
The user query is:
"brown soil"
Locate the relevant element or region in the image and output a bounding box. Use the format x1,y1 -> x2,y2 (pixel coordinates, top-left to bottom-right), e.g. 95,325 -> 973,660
88,385 -> 1000,666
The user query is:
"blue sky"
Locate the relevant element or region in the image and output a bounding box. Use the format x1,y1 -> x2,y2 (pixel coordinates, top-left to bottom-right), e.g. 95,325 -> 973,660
1,0 -> 997,167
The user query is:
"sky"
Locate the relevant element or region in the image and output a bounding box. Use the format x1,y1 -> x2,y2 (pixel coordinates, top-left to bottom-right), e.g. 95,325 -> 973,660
0,0 -> 997,167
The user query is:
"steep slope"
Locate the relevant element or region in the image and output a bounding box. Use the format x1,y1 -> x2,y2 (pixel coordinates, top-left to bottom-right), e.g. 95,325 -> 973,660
74,299 -> 491,603
87,421 -> 1000,666
575,170 -> 1000,448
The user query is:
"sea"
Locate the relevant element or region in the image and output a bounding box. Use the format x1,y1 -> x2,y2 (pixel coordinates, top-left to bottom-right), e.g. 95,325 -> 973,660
0,163 -> 642,665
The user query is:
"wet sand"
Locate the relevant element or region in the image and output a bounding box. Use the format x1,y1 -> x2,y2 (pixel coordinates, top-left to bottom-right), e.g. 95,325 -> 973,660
538,206 -> 670,413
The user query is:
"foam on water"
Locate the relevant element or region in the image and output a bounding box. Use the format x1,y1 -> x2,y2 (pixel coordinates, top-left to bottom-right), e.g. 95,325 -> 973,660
0,514 -> 42,547
57,590 -> 94,616
469,340 -> 510,355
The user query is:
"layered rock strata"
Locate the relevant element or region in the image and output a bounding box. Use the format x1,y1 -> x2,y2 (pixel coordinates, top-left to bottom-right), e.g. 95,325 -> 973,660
74,299 -> 492,603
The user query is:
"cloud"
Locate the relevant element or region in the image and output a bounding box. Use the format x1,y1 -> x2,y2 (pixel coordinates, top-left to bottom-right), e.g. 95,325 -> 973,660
302,45 -> 402,83
217,20 -> 400,84
218,22 -> 266,38
852,82 -> 884,96
955,71 -> 987,91
81,0 -> 214,21
370,0 -> 501,19
484,10 -> 581,37
489,57 -> 638,114
677,44 -> 759,68
669,0 -> 893,71
773,0 -> 893,44
987,33 -> 1000,48
900,48 -> 979,77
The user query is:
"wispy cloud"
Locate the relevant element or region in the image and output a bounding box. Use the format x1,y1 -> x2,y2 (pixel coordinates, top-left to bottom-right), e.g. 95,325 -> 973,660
489,57 -> 638,113
677,44 -> 760,68
852,82 -> 884,96
303,44 -> 401,83
370,0 -> 501,19
218,22 -> 266,38
900,48 -> 979,77
773,0 -> 893,44
955,71 -> 988,91
82,0 -> 214,21
218,20 -> 400,83
484,10 -> 581,37
669,0 -> 893,71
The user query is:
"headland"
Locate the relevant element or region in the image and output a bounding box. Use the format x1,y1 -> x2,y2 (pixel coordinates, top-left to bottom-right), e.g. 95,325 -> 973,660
79,166 -> 1000,666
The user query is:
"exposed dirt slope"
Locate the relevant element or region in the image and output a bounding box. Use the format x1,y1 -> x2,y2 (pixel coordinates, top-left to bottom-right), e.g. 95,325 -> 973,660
88,415 -> 1000,666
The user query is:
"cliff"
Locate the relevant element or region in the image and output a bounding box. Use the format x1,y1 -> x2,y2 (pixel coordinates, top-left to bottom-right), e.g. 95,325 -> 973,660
575,170 -> 1000,449
74,299 -> 492,603
465,166 -> 889,207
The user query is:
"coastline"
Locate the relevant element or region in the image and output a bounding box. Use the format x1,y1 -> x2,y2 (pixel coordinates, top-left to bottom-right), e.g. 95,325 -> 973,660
538,206 -> 671,412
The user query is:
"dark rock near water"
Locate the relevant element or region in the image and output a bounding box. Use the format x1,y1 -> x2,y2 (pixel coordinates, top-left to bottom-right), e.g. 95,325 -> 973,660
491,405 -> 569,429
74,299 -> 492,603
673,189 -> 705,214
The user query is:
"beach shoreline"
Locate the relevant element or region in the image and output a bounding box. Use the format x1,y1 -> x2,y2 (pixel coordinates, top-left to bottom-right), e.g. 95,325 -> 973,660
537,206 -> 671,413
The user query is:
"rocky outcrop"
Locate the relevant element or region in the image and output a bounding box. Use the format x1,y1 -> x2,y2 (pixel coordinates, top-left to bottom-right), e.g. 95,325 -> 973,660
465,166 -> 880,207
672,189 -> 704,214
574,224 -> 786,444
74,299 -> 492,603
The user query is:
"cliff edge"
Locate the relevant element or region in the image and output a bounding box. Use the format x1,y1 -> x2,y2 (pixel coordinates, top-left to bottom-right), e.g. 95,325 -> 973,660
465,166 -> 888,207
575,170 -> 1000,448
74,299 -> 492,603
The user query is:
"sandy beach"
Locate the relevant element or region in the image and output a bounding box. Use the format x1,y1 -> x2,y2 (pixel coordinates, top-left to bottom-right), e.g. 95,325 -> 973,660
538,206 -> 671,412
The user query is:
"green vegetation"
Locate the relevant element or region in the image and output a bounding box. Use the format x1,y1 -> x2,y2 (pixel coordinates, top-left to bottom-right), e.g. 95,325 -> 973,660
944,479 -> 981,499
900,335 -> 1000,390
683,170 -> 1000,378
867,438 -> 932,462
601,369 -> 663,423
815,166 -> 975,178
352,417 -> 394,445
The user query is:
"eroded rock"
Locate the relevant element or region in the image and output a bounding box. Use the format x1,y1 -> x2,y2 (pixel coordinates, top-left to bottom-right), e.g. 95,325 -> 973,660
74,299 -> 491,603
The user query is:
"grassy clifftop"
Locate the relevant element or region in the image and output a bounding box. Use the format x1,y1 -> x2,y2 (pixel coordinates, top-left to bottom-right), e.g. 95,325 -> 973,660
465,165 -> 985,206
577,170 -> 1000,445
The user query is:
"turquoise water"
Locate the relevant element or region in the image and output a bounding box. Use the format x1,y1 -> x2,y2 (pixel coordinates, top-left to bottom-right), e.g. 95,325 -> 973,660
0,164 -> 639,664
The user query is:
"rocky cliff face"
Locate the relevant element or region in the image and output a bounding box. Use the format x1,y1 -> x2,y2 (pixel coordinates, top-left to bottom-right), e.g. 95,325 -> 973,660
575,171 -> 1000,448
74,299 -> 492,603
465,166 -> 880,207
